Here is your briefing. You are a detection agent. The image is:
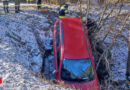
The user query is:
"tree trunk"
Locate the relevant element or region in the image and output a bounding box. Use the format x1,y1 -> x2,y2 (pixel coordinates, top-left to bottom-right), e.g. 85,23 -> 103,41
86,0 -> 90,24
79,0 -> 82,18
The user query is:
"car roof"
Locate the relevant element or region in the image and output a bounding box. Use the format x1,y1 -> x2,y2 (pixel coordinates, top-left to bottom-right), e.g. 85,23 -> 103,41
60,17 -> 90,59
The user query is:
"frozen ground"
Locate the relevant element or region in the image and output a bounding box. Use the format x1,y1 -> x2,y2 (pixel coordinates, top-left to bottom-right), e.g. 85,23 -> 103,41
0,4 -> 68,89
0,2 -> 129,89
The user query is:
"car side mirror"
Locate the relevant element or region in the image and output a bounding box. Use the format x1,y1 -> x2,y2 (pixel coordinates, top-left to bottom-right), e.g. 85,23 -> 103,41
53,70 -> 58,76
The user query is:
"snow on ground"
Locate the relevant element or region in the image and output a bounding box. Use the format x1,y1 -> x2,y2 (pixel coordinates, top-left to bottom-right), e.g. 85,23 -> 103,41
0,4 -> 69,89
103,17 -> 129,81
111,38 -> 128,81
0,2 -> 129,89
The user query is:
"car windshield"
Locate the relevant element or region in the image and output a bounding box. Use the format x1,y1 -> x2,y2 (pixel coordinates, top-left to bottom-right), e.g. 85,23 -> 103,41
61,58 -> 95,83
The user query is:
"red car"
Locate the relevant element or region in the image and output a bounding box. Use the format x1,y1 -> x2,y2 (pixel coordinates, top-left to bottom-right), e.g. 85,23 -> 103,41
53,17 -> 100,90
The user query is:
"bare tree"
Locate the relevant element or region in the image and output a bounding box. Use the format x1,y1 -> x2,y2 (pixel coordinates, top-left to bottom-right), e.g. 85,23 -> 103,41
98,3 -> 108,26
96,12 -> 130,73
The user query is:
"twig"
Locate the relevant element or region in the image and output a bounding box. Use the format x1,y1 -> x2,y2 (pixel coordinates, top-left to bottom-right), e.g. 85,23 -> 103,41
98,3 -> 108,26
101,0 -> 119,26
96,13 -> 130,70
78,0 -> 82,18
101,2 -> 124,42
118,13 -> 130,33
86,0 -> 90,24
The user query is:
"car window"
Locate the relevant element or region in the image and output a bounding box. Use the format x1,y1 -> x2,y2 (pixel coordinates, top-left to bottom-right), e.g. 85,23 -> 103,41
56,22 -> 60,49
57,49 -> 61,69
56,22 -> 61,69
61,58 -> 95,83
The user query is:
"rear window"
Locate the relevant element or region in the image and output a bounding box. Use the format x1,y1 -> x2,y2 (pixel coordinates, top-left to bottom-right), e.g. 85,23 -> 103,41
61,58 -> 95,83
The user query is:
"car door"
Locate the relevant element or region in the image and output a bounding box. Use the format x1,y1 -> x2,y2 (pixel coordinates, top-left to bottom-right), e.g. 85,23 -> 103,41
56,21 -> 61,70
54,20 -> 61,74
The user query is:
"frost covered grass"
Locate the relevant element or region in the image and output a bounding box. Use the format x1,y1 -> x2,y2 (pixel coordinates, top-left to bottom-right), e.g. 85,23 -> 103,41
0,4 -> 69,89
